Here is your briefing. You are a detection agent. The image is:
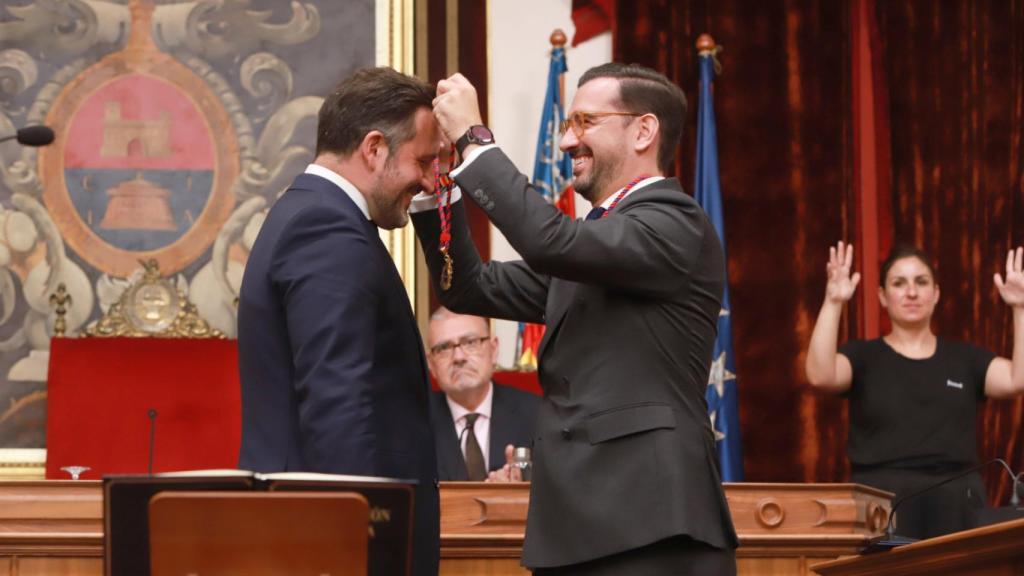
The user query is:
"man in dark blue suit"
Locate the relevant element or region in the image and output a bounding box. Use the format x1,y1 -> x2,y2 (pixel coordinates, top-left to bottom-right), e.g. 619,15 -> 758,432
425,307 -> 540,481
237,67 -> 440,576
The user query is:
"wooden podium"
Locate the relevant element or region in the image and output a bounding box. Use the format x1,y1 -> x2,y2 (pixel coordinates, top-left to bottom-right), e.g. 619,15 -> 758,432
811,518 -> 1024,575
0,480 -> 892,576
438,481 -> 893,575
149,492 -> 369,576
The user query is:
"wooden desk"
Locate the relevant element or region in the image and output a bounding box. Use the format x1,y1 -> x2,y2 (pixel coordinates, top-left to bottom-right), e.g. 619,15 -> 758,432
812,517 -> 1024,576
0,481 -> 891,576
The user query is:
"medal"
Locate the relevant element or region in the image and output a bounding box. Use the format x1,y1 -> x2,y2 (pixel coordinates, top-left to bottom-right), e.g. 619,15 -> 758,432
440,247 -> 454,291
434,145 -> 456,291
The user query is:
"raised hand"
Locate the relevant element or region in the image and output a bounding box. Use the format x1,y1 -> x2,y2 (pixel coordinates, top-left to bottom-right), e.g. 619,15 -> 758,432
825,241 -> 861,304
433,73 -> 483,144
995,247 -> 1024,308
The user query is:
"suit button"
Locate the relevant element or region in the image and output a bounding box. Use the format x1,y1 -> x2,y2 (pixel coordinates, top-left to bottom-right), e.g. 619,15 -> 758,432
561,428 -> 572,440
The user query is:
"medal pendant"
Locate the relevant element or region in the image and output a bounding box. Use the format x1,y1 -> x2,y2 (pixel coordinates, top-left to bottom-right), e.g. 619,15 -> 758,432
441,252 -> 454,291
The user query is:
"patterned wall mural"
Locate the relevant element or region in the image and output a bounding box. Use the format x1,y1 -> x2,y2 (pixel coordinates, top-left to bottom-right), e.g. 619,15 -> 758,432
0,0 -> 377,450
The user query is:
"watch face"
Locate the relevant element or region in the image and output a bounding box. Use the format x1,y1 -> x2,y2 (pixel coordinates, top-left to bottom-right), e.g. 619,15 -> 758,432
469,125 -> 494,143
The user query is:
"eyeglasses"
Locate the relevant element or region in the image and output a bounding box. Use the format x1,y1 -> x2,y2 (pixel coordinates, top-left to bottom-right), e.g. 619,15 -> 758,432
559,111 -> 642,138
429,336 -> 491,359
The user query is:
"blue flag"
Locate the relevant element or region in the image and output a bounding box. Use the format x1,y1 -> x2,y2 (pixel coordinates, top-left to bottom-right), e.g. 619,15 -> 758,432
532,45 -> 574,214
517,44 -> 575,369
694,52 -> 744,481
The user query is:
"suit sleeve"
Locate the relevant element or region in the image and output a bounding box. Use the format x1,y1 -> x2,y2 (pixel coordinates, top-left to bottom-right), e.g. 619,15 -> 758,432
455,148 -> 707,298
412,200 -> 548,324
270,206 -> 379,474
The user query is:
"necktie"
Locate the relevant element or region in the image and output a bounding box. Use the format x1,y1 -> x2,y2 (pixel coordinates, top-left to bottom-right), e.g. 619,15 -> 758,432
462,413 -> 487,481
585,206 -> 607,221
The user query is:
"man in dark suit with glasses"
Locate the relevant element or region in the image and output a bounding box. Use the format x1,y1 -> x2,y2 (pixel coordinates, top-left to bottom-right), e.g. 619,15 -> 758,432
414,63 -> 738,574
426,307 -> 540,482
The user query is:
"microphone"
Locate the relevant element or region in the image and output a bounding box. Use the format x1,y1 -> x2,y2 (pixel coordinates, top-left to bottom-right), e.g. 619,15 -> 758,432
862,458 -> 1019,554
0,125 -> 55,146
147,408 -> 158,476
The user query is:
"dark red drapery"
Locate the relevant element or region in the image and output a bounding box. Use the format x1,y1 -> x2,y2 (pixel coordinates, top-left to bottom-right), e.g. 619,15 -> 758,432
875,0 -> 1024,504
600,0 -> 1024,504
614,0 -> 853,485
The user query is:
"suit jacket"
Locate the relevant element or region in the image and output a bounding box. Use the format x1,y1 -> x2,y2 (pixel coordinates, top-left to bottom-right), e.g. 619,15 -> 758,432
412,149 -> 738,568
238,173 -> 439,576
430,383 -> 541,480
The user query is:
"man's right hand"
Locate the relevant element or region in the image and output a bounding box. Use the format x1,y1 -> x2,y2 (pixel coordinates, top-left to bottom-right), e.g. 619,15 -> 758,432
486,444 -> 522,482
825,241 -> 861,304
433,73 -> 483,145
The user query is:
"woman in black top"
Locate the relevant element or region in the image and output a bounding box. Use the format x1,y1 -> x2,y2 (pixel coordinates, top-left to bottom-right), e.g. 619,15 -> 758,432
805,242 -> 1024,539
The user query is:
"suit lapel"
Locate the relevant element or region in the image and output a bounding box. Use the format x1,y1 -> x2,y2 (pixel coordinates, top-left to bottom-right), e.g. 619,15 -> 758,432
536,278 -> 576,364
487,385 -> 520,469
365,219 -> 431,407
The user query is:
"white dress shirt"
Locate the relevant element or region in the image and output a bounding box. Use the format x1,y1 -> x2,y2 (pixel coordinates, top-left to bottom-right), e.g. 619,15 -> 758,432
408,145 -> 664,214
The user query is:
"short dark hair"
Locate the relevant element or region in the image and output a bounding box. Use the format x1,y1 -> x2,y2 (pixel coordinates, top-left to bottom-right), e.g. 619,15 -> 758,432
880,244 -> 937,286
577,63 -> 687,173
316,67 -> 435,157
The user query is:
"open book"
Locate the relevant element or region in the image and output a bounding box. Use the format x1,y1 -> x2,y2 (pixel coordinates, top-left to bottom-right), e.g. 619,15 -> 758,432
103,470 -> 414,576
154,468 -> 414,484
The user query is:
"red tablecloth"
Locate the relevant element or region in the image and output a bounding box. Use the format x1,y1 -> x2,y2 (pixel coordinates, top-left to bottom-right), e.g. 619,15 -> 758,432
45,337 -> 241,479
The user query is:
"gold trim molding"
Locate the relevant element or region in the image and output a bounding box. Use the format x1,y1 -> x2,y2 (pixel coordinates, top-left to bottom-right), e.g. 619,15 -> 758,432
377,0 -> 419,311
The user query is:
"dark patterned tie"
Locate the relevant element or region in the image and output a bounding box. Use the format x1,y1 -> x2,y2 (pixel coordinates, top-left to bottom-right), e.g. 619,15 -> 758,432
585,206 -> 607,220
462,413 -> 487,481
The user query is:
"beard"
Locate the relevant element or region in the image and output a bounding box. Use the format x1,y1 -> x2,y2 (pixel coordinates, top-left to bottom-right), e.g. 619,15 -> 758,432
367,160 -> 413,230
572,144 -> 625,204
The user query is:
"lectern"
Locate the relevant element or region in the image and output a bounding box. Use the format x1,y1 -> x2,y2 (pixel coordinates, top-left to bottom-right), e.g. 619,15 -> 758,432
149,491 -> 369,576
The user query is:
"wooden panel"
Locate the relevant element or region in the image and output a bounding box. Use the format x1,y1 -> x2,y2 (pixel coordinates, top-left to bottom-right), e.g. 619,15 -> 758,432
13,557 -> 102,576
440,558 -> 529,576
725,482 -> 891,536
0,481 -> 102,537
812,518 -> 1024,575
0,481 -> 898,576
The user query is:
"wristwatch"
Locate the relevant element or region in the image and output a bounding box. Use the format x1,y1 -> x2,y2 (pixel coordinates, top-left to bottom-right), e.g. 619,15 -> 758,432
455,125 -> 495,157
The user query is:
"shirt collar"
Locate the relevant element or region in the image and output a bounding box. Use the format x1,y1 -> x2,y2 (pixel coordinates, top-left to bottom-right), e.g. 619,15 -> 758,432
446,382 -> 494,425
304,163 -> 371,220
598,176 -> 666,210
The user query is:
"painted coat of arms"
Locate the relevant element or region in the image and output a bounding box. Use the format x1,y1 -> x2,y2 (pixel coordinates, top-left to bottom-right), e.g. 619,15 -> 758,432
0,0 -> 377,451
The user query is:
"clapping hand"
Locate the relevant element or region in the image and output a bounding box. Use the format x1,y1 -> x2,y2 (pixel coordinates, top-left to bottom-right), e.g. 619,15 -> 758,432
825,241 -> 861,304
486,444 -> 522,483
995,247 -> 1024,308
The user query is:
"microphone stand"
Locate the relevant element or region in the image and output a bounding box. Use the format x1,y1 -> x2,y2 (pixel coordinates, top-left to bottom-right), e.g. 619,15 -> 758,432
861,458 -> 1019,554
147,409 -> 158,476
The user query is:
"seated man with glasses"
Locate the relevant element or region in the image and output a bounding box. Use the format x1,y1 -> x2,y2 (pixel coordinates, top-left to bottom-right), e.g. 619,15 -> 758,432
426,307 -> 540,482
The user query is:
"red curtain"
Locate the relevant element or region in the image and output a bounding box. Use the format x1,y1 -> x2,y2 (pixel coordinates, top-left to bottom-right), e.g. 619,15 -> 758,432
875,0 -> 1024,504
606,0 -> 1024,504
614,0 -> 853,485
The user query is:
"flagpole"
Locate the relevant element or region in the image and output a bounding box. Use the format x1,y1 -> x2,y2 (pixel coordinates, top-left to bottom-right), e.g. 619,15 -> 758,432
696,33 -> 715,54
551,29 -> 567,107
694,31 -> 743,481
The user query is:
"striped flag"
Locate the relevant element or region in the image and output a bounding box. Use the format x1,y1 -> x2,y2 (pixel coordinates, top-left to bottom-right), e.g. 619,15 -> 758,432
516,40 -> 575,370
